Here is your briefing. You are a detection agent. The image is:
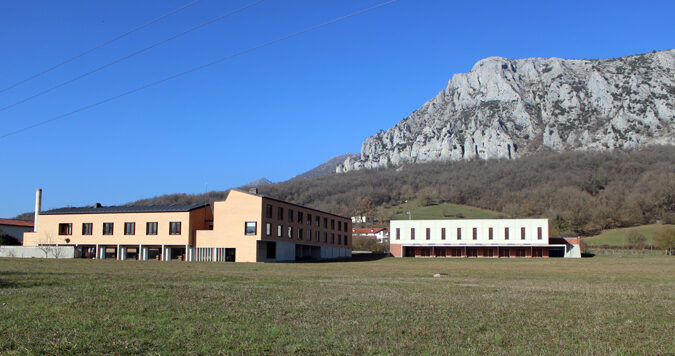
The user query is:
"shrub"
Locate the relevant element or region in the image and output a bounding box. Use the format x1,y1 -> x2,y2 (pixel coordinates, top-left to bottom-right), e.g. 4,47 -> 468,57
653,226 -> 675,255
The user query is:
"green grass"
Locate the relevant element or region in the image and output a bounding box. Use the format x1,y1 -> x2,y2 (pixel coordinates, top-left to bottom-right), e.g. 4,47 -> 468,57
381,199 -> 503,221
583,224 -> 673,246
1,257 -> 674,354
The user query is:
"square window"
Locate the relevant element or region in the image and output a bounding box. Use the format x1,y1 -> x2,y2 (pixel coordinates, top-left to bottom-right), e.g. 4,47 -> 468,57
124,222 -> 135,235
103,223 -> 114,235
245,222 -> 257,235
58,223 -> 72,235
146,222 -> 158,235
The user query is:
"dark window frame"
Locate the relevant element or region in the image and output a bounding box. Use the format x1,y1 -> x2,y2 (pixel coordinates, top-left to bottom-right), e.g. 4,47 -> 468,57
124,222 -> 135,235
411,228 -> 415,240
82,223 -> 92,235
426,228 -> 431,240
146,222 -> 158,235
103,222 -> 114,235
245,221 -> 257,235
169,222 -> 181,235
58,223 -> 72,236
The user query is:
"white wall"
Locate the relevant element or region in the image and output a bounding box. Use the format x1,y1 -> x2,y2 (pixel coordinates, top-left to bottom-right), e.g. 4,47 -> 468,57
0,245 -> 75,258
391,219 -> 549,246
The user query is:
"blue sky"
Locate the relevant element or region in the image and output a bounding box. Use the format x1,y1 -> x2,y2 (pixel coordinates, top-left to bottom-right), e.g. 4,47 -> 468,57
1,0 -> 673,217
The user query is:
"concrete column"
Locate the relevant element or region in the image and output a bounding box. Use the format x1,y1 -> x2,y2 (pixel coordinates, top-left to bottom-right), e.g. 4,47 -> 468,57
139,245 -> 143,260
185,244 -> 189,262
161,244 -> 166,261
96,244 -> 100,259
213,248 -> 217,262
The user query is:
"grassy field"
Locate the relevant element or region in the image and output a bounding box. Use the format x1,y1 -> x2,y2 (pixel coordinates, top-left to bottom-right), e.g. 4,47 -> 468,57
583,224 -> 673,246
1,256 -> 674,355
380,199 -> 503,221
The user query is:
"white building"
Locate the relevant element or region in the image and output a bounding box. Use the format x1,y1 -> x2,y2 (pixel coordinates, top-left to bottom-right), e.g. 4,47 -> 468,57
390,219 -> 580,258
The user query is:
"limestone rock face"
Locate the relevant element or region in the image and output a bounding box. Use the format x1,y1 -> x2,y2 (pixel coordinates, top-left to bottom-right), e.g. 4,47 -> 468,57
337,50 -> 675,172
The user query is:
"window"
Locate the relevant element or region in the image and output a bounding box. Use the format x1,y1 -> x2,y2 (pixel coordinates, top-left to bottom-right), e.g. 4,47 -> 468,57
298,228 -> 303,240
124,222 -> 135,235
484,248 -> 494,257
298,212 -> 303,224
338,221 -> 342,231
411,228 -> 415,240
324,232 -> 328,242
331,233 -> 335,244
436,248 -> 446,257
331,219 -> 335,230
396,228 -> 400,240
457,228 -> 461,240
288,209 -> 294,223
505,227 -> 509,240
82,223 -> 92,235
441,227 -> 446,240
288,226 -> 293,239
315,215 -> 320,227
426,228 -> 431,240
338,235 -> 342,245
323,218 -> 328,228
521,227 -> 526,240
277,224 -> 282,237
307,213 -> 312,225
146,222 -> 158,235
170,222 -> 181,235
266,204 -> 273,218
58,223 -> 72,235
245,222 -> 257,235
517,248 -> 526,257
344,223 -> 348,233
489,227 -> 493,240
473,227 -> 477,240
344,235 -> 348,246
266,223 -> 271,236
538,227 -> 543,240
316,231 -> 320,242
277,207 -> 283,220
307,229 -> 312,240
103,223 -> 114,235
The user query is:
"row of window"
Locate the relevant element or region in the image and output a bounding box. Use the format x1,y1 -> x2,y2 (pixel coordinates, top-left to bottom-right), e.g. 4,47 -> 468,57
396,227 -> 543,241
412,247 -> 544,257
248,221 -> 349,246
58,222 -> 181,236
265,204 -> 349,233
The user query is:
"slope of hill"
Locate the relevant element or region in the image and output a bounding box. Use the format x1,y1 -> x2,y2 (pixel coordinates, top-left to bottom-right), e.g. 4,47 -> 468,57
291,153 -> 359,180
118,146 -> 674,236
339,50 -> 675,172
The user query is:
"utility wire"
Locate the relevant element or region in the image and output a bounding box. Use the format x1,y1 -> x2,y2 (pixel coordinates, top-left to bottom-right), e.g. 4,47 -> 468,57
0,0 -> 397,140
0,0 -> 203,95
0,0 -> 265,113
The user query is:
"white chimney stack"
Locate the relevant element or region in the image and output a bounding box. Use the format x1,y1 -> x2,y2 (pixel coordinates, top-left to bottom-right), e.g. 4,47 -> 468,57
34,189 -> 42,232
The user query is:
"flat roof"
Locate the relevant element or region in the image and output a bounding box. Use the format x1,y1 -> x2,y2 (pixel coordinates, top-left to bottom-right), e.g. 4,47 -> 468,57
40,203 -> 209,215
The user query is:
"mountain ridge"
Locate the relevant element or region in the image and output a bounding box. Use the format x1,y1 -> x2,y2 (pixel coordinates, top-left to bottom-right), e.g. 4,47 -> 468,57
338,49 -> 675,172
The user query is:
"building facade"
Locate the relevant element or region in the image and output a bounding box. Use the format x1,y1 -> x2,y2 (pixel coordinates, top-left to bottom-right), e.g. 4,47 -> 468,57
0,218 -> 34,244
352,227 -> 388,242
390,219 -> 580,258
23,189 -> 352,262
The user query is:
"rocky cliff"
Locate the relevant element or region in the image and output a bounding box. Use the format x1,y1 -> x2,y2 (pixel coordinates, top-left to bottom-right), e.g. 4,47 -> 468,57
337,50 -> 675,172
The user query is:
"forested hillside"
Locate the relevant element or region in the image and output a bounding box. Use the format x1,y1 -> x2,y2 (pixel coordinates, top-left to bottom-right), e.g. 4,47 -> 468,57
127,146 -> 674,235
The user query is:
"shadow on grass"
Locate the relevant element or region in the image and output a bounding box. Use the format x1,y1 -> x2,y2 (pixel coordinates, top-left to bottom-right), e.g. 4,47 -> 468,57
581,252 -> 596,258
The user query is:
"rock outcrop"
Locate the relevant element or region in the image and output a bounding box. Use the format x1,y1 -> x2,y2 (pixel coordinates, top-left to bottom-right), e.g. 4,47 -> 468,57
337,50 -> 675,172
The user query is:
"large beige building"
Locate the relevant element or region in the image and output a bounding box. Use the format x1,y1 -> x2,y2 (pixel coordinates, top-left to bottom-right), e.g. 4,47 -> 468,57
23,189 -> 352,262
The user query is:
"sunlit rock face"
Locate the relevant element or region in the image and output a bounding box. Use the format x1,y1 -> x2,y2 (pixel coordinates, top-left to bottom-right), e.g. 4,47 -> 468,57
337,50 -> 675,172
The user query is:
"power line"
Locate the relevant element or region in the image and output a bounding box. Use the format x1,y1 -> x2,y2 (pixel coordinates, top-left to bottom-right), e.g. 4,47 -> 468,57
0,0 -> 397,141
0,0 -> 266,113
0,0 -> 203,95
